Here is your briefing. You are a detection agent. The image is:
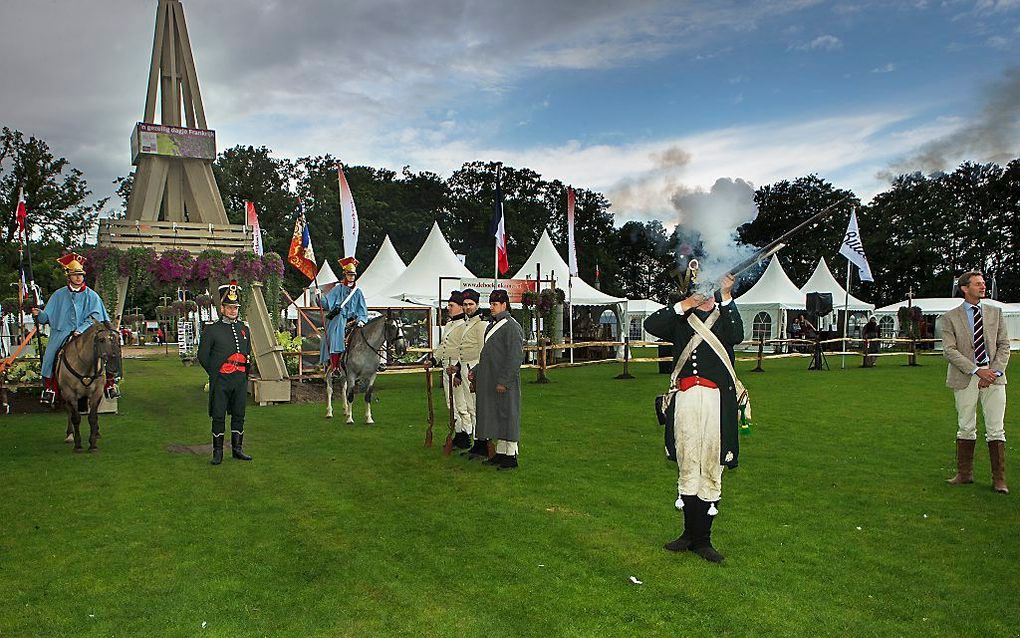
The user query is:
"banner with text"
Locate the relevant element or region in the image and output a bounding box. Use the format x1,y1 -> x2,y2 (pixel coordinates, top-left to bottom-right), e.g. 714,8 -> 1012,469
458,278 -> 538,304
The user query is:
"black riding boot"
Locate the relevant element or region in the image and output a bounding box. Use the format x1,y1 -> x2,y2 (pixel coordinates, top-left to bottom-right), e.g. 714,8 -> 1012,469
231,432 -> 252,461
690,499 -> 724,563
211,436 -> 224,465
664,495 -> 695,552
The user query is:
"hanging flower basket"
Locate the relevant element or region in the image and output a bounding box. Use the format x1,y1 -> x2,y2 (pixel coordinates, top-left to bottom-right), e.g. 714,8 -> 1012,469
195,294 -> 214,309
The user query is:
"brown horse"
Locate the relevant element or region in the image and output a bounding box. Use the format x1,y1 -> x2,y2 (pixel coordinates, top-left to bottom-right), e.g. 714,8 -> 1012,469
54,320 -> 121,452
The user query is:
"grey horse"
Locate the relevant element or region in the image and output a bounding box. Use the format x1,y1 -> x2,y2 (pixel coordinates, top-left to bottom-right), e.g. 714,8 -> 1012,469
54,319 -> 121,451
325,314 -> 407,423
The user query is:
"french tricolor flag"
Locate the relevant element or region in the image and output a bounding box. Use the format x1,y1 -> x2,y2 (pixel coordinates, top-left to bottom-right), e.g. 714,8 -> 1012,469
491,165 -> 509,276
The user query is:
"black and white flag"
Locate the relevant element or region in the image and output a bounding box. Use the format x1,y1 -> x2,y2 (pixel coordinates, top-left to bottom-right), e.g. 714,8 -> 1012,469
838,209 -> 873,282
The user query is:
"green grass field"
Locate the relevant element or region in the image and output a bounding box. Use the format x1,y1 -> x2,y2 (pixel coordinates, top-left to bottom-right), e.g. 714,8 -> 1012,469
2,354 -> 1018,637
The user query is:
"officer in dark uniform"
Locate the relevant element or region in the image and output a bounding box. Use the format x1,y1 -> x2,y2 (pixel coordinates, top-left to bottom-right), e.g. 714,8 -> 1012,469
198,281 -> 252,465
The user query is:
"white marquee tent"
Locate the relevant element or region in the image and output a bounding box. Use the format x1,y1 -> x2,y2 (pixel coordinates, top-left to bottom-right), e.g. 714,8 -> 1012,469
377,222 -> 475,303
873,297 -> 1020,350
512,230 -> 625,306
624,298 -> 665,341
356,235 -> 406,297
733,255 -> 805,346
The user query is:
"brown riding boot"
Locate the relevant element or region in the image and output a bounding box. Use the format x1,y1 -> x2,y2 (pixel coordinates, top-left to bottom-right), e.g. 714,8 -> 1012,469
989,440 -> 1009,494
946,439 -> 976,485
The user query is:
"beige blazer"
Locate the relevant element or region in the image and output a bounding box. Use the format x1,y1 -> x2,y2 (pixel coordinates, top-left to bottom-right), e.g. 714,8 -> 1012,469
942,302 -> 1010,390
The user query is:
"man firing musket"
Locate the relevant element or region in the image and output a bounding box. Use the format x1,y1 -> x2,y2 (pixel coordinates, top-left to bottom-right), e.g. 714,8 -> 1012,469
648,198 -> 847,563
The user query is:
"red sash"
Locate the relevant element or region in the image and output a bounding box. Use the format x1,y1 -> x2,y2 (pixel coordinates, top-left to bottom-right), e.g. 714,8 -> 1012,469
219,353 -> 247,374
676,376 -> 718,392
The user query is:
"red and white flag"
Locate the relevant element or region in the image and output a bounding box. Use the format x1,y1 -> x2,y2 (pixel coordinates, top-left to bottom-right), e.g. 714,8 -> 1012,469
245,200 -> 263,256
337,164 -> 359,260
15,187 -> 27,243
567,186 -> 578,277
491,166 -> 509,276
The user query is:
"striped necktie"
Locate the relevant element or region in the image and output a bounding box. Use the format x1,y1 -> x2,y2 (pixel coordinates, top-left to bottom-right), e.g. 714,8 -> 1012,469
972,305 -> 987,365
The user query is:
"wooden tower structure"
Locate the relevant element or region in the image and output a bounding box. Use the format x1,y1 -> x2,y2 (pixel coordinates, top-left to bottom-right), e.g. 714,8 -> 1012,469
98,0 -> 289,403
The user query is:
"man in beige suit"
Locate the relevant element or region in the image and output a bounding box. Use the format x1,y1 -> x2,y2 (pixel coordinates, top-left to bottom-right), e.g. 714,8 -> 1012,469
943,271 -> 1010,494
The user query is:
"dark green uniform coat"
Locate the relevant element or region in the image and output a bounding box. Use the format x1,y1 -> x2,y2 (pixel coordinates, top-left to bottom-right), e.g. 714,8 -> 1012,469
197,319 -> 251,433
644,301 -> 744,468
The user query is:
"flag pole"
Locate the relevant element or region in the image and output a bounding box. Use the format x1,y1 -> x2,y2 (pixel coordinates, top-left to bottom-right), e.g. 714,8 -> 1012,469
841,259 -> 851,369
568,277 -> 574,364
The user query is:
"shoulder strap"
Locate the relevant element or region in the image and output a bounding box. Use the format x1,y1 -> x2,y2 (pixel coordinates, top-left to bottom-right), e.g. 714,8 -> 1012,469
337,284 -> 360,312
668,308 -> 720,387
689,311 -> 740,386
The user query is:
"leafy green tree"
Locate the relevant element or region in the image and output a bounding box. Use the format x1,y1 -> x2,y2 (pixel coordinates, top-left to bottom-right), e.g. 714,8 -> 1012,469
1,126 -> 107,247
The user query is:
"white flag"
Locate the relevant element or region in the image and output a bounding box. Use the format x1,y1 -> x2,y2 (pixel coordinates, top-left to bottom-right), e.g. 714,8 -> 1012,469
567,186 -> 578,277
838,209 -> 873,282
337,164 -> 359,259
245,201 -> 263,256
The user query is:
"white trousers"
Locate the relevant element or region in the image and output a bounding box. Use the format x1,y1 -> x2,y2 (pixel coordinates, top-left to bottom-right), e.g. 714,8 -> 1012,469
496,440 -> 519,455
954,376 -> 1007,442
672,385 -> 724,502
442,371 -> 459,428
454,379 -> 474,435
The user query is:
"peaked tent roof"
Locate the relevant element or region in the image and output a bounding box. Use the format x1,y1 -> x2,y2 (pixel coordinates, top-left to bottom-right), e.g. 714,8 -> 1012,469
357,235 -> 406,297
512,230 -> 625,306
734,255 -> 805,309
874,297 -> 1010,314
378,222 -> 475,301
800,257 -> 874,310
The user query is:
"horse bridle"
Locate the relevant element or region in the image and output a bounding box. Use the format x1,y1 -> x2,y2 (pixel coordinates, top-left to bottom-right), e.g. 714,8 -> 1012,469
58,326 -> 119,387
354,318 -> 406,359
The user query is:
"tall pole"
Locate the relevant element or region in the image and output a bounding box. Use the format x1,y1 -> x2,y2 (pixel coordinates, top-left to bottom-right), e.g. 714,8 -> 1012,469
841,260 -> 851,369
568,276 -> 574,364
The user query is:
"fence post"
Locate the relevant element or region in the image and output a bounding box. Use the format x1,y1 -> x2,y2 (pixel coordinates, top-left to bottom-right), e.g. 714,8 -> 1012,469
535,337 -> 551,384
908,335 -> 919,367
751,338 -> 765,372
615,336 -> 635,379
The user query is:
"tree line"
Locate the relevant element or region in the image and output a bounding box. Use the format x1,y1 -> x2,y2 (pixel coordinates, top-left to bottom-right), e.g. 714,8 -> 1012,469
2,125 -> 1018,315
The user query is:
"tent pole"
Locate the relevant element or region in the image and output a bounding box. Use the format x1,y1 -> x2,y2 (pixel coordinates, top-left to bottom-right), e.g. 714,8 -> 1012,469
568,277 -> 574,364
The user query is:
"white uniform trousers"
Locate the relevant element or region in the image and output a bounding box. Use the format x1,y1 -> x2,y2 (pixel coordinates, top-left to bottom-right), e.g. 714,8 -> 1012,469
954,375 -> 1007,442
454,378 -> 474,435
672,384 -> 724,502
496,440 -> 519,455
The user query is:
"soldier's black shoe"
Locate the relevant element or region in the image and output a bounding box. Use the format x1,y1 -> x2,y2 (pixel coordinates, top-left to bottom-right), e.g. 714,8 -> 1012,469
453,432 -> 471,449
663,534 -> 692,552
691,544 -> 725,563
211,437 -> 224,466
464,440 -> 489,459
231,432 -> 252,461
483,453 -> 506,466
497,455 -> 518,471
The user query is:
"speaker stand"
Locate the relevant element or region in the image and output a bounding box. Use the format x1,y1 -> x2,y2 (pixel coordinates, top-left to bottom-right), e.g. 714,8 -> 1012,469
808,338 -> 829,371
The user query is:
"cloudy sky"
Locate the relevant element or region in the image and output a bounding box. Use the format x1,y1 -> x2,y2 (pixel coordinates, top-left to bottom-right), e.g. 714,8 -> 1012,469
2,0 -> 1019,227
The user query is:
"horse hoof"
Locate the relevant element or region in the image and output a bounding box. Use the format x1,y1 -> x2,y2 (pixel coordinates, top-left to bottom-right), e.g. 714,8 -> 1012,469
65,435 -> 74,443
346,419 -> 354,425
88,447 -> 98,453
366,420 -> 375,425
73,447 -> 85,454
326,414 -> 334,419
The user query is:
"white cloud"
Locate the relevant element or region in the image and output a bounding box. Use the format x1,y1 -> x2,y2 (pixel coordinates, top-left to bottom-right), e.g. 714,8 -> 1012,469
871,62 -> 897,73
795,34 -> 844,50
987,35 -> 1011,49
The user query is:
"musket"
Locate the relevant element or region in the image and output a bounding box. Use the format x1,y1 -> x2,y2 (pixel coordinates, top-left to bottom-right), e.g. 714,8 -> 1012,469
442,368 -> 456,456
423,363 -> 435,448
727,196 -> 849,278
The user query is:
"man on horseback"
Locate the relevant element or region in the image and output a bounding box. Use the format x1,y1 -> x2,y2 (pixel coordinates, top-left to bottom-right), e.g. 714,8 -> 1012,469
198,281 -> 252,465
318,256 -> 368,370
430,290 -> 469,447
32,252 -> 119,405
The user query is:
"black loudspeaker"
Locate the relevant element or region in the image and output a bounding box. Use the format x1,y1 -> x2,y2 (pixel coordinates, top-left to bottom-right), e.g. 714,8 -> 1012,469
806,292 -> 833,316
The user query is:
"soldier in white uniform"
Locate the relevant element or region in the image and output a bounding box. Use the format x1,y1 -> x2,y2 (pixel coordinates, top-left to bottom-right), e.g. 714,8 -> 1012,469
431,291 -> 468,441
456,289 -> 486,449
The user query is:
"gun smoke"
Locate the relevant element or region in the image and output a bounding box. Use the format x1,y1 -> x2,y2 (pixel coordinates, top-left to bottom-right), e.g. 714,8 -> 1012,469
878,66 -> 1020,181
670,177 -> 759,292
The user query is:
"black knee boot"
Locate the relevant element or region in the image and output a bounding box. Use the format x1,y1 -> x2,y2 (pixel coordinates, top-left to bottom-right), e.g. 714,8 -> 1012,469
690,498 -> 724,563
211,435 -> 224,465
664,495 -> 695,552
231,431 -> 252,461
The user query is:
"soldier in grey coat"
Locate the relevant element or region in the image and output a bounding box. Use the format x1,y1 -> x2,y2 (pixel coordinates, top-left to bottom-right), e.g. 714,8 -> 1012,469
469,289 -> 524,470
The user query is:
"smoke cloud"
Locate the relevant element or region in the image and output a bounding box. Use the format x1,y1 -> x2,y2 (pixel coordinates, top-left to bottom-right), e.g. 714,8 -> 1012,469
670,177 -> 759,288
879,66 -> 1020,180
